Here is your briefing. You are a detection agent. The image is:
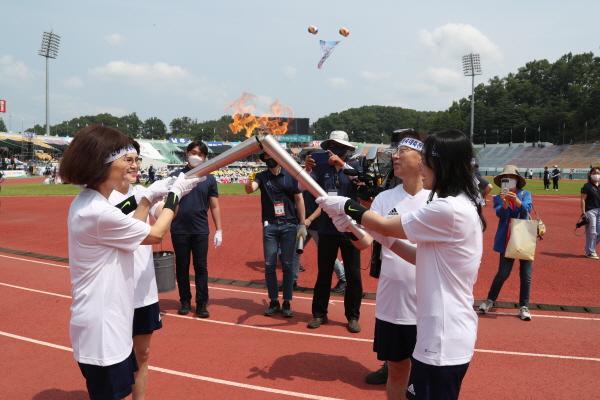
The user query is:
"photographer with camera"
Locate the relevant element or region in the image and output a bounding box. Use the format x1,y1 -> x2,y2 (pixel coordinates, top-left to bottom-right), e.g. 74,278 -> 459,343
304,130 -> 363,333
478,165 -> 534,321
580,167 -> 600,259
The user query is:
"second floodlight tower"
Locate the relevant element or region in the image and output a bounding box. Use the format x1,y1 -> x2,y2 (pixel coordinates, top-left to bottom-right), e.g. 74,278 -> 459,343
38,31 -> 61,136
462,53 -> 482,143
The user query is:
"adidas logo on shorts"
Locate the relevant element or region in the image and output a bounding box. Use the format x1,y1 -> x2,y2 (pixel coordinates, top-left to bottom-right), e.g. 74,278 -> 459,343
388,208 -> 398,216
407,384 -> 416,395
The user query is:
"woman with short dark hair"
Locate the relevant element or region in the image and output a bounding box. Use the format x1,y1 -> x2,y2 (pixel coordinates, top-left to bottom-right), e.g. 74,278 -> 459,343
580,167 -> 600,259
317,129 -> 485,400
60,125 -> 200,400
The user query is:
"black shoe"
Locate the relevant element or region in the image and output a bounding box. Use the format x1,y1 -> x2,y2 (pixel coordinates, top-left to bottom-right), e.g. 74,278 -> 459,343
178,301 -> 191,315
196,303 -> 209,318
307,316 -> 328,329
347,319 -> 361,333
282,300 -> 293,318
299,265 -> 306,272
331,279 -> 346,294
365,362 -> 388,385
264,300 -> 281,316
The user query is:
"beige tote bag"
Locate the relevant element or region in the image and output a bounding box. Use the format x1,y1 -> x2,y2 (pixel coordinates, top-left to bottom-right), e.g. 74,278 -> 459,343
505,218 -> 538,261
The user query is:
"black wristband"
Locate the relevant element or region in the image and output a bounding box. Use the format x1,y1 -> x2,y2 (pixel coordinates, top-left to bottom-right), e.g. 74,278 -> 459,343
163,192 -> 179,212
114,195 -> 138,215
344,199 -> 368,224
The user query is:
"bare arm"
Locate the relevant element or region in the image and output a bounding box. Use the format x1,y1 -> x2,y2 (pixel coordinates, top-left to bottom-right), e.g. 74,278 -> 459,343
581,193 -> 587,215
306,207 -> 321,228
141,205 -> 176,245
132,197 -> 151,222
245,180 -> 259,194
361,211 -> 407,240
209,196 -> 222,231
368,228 -> 416,264
294,193 -> 305,224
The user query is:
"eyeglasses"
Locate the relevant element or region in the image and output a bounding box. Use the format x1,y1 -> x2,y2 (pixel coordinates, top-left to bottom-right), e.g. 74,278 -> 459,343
123,156 -> 141,165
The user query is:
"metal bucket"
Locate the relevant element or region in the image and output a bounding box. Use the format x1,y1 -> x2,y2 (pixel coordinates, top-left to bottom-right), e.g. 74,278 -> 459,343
153,251 -> 176,293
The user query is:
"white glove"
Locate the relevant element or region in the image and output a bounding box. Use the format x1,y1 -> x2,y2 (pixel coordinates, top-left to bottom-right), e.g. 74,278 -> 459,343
134,176 -> 175,204
170,172 -> 205,198
213,230 -> 223,247
315,195 -> 350,217
296,224 -> 307,241
332,214 -> 353,233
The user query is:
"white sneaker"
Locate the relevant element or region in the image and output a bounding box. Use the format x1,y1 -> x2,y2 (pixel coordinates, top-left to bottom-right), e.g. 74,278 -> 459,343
519,306 -> 532,321
585,253 -> 599,260
478,299 -> 494,314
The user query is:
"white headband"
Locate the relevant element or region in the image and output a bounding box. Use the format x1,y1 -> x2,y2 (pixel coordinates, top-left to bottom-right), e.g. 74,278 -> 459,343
104,145 -> 136,164
398,137 -> 424,152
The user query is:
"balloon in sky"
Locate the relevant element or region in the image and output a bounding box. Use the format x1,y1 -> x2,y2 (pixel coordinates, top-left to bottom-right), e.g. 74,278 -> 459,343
317,40 -> 341,69
308,25 -> 318,35
339,27 -> 350,37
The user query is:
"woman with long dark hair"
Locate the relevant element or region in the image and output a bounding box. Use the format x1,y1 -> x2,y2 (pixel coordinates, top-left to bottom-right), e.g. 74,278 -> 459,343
580,167 -> 600,259
317,129 -> 485,400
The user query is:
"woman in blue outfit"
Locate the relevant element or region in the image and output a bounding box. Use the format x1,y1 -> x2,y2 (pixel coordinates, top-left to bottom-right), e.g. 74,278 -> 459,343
478,165 -> 534,321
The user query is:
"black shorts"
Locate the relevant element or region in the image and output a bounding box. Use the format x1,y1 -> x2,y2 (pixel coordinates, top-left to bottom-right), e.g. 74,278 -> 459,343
78,350 -> 138,400
406,357 -> 470,400
133,302 -> 163,337
373,318 -> 417,362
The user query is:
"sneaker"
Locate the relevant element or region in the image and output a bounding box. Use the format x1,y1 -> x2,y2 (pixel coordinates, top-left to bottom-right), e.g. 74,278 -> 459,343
177,301 -> 191,315
519,306 -> 532,321
585,253 -> 600,260
264,300 -> 281,316
196,303 -> 209,318
282,300 -> 293,318
365,362 -> 388,385
331,279 -> 346,294
478,299 -> 494,314
347,319 -> 361,333
307,316 -> 328,329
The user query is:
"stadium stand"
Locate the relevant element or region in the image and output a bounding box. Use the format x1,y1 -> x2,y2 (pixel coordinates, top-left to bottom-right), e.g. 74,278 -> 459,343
546,144 -> 600,168
506,144 -> 567,168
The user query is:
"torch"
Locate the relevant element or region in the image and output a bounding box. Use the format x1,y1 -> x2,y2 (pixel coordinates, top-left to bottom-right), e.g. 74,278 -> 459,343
258,134 -> 372,250
184,135 -> 262,178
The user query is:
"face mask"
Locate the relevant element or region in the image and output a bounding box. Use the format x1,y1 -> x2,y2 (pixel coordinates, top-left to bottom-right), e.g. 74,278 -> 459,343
330,146 -> 349,159
265,159 -> 278,169
188,154 -> 205,167
591,174 -> 600,182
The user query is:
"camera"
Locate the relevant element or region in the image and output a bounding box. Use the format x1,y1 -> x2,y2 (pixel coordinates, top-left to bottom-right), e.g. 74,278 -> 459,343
576,214 -> 588,229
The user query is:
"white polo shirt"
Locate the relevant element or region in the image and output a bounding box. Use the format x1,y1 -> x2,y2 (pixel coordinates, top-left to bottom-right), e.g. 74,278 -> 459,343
370,185 -> 430,325
68,189 -> 150,366
401,193 -> 483,366
109,185 -> 159,309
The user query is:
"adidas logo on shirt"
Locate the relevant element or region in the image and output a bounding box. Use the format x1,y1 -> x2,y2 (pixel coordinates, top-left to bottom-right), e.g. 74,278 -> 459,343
388,208 -> 398,216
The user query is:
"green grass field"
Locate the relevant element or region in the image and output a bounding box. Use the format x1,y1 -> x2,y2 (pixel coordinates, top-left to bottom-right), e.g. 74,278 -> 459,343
0,179 -> 585,197
0,183 -> 254,197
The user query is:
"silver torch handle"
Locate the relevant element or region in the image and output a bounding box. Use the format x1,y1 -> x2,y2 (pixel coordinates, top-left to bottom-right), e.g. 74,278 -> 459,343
184,135 -> 263,178
259,134 -> 371,251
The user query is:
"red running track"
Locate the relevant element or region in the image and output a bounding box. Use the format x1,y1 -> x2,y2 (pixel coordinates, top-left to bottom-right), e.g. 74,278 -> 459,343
0,194 -> 598,307
1,254 -> 600,399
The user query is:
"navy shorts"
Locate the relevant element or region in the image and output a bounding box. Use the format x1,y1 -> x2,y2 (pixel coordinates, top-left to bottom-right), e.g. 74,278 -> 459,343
406,357 -> 470,400
78,350 -> 138,400
133,302 -> 163,337
373,318 -> 417,362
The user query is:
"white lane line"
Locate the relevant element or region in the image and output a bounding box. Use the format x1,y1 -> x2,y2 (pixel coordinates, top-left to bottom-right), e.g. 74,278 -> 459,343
2,281 -> 600,363
0,253 -> 376,306
485,311 -> 600,322
0,330 -> 343,400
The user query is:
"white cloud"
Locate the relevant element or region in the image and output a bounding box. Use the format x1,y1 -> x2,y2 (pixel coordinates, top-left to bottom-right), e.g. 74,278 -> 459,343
63,76 -> 84,89
90,61 -> 189,86
327,77 -> 348,89
0,55 -> 32,86
424,67 -> 463,90
283,65 -> 297,79
360,70 -> 391,82
105,33 -> 124,46
419,23 -> 502,62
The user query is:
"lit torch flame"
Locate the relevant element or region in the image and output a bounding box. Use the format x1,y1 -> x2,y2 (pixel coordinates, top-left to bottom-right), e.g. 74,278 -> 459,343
228,93 -> 293,137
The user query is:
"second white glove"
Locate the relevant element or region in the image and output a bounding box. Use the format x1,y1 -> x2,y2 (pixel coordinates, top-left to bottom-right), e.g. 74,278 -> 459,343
213,230 -> 223,248
170,172 -> 205,198
315,195 -> 350,217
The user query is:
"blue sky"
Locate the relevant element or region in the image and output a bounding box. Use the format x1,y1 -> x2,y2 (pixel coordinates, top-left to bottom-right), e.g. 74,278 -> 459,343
1,0 -> 599,132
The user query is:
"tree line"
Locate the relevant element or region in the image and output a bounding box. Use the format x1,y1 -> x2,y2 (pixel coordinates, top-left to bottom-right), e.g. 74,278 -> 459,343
18,51 -> 600,145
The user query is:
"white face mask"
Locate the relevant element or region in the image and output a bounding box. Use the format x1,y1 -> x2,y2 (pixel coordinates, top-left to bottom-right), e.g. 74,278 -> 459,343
591,174 -> 600,182
188,154 -> 205,168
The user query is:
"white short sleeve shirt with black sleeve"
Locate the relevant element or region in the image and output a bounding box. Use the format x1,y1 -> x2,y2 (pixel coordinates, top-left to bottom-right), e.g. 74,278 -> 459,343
68,189 -> 151,366
401,193 -> 483,366
109,185 -> 159,309
370,185 -> 430,325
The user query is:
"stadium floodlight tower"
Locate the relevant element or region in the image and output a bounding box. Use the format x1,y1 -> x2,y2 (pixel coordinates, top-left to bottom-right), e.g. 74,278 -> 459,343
462,53 -> 482,143
38,31 -> 61,137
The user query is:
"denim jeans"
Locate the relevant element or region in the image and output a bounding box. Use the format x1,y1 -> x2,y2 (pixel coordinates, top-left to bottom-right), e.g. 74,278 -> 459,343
585,208 -> 600,255
487,253 -> 533,307
172,233 -> 209,305
263,222 -> 297,301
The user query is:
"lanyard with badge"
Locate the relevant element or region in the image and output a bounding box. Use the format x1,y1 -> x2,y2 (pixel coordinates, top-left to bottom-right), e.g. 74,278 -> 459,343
265,174 -> 290,218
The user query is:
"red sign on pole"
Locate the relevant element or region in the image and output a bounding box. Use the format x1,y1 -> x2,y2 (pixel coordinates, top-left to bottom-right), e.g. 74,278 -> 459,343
0,100 -> 6,113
